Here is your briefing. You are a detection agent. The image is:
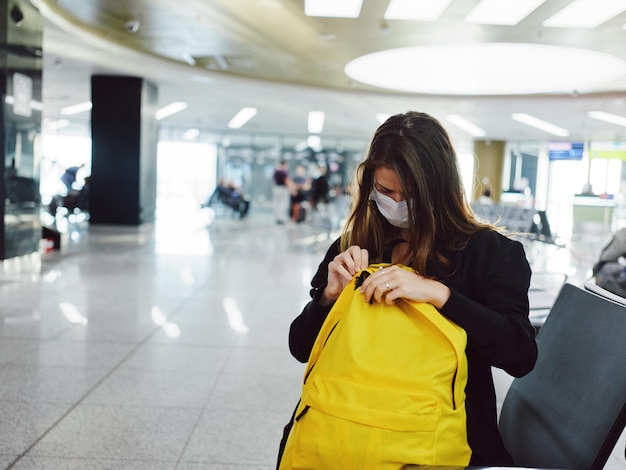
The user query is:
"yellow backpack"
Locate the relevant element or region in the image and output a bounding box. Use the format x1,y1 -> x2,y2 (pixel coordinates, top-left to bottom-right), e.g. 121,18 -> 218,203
279,263 -> 471,469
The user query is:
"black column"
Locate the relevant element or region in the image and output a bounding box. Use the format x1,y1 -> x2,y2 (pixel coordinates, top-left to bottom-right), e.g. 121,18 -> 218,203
0,0 -> 43,260
90,75 -> 157,225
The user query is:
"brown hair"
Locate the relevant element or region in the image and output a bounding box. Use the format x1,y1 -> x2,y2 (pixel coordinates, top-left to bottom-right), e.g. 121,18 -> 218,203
341,111 -> 492,274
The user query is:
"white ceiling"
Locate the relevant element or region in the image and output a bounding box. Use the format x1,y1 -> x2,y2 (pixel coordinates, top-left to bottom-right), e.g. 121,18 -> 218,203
35,0 -> 626,151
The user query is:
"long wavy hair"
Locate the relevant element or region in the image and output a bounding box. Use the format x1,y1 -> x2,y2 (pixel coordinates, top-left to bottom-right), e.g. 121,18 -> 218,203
341,111 -> 493,274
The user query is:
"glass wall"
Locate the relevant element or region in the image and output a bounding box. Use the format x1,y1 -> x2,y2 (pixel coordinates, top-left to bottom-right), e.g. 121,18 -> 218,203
40,135 -> 91,202
154,142 -> 217,252
156,142 -> 217,203
2,0 -> 44,260
39,125 -> 626,245
504,141 -> 625,239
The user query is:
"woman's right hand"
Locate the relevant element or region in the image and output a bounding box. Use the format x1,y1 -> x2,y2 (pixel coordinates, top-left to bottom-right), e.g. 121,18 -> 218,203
320,245 -> 369,305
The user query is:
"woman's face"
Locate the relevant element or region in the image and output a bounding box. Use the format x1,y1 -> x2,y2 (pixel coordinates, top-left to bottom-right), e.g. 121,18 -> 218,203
373,167 -> 405,202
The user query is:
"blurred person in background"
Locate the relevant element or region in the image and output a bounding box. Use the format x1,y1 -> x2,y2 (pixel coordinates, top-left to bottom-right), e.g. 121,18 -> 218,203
273,160 -> 291,224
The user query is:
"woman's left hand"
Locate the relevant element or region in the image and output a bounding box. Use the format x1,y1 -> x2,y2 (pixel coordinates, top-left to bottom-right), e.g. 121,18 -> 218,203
359,265 -> 451,309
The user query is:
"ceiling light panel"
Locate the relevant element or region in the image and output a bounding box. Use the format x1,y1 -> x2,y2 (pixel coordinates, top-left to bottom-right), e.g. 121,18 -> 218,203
308,111 -> 325,133
228,107 -> 257,129
182,53 -> 196,66
305,0 -> 363,18
511,113 -> 569,136
543,0 -> 626,28
344,43 -> 626,95
446,114 -> 486,137
384,0 -> 453,21
183,128 -> 200,140
60,101 -> 93,115
588,111 -> 626,127
156,102 -> 188,120
465,0 -> 546,25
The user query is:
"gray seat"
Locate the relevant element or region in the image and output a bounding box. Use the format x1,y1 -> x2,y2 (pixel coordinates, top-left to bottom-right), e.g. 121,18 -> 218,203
499,283 -> 626,470
584,277 -> 626,307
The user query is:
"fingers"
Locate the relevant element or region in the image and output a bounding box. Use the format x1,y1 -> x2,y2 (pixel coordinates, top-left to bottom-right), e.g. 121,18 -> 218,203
324,246 -> 369,303
330,246 -> 369,281
360,265 -> 413,304
360,265 -> 391,303
345,245 -> 369,274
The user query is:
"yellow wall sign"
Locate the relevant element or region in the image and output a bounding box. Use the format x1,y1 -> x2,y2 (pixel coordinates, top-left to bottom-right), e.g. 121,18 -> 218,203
589,149 -> 626,161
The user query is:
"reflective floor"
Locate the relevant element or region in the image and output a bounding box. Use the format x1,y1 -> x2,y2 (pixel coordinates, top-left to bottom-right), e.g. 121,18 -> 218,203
0,198 -> 623,469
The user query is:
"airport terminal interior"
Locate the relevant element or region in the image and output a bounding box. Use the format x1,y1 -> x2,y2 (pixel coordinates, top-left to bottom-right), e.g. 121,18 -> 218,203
0,195 -> 624,469
4,0 -> 626,468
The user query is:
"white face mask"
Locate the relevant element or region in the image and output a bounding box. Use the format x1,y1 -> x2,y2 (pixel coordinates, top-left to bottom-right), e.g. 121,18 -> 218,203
371,187 -> 410,228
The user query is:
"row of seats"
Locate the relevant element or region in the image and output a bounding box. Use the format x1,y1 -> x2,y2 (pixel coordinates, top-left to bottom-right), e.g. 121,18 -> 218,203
498,282 -> 626,469
471,203 -> 561,246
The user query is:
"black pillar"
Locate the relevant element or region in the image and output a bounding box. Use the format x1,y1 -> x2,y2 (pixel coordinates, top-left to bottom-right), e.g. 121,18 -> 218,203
0,0 -> 43,260
90,75 -> 157,225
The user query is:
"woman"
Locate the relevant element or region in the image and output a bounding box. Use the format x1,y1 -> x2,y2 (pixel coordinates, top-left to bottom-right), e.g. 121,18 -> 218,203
280,111 -> 538,466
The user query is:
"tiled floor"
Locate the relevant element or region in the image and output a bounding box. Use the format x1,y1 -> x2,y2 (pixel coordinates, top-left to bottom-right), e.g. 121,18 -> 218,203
0,198 -> 623,469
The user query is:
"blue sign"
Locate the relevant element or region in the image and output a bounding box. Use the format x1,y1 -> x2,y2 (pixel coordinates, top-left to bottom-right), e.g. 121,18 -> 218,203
548,142 -> 584,161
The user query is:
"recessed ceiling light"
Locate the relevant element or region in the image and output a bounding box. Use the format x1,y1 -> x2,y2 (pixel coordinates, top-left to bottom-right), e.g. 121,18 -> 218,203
228,107 -> 257,129
446,114 -> 486,137
588,111 -> 626,127
182,53 -> 196,66
376,113 -> 392,124
305,0 -> 363,18
543,0 -> 626,28
511,113 -> 569,136
191,75 -> 212,83
214,55 -> 229,70
183,128 -> 200,140
156,102 -> 188,120
465,0 -> 546,25
60,101 -> 93,115
384,0 -> 452,21
308,111 -> 325,133
319,32 -> 336,40
345,43 -> 626,95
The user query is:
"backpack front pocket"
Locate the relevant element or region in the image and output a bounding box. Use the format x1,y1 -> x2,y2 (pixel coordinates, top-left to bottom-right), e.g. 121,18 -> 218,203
304,373 -> 441,432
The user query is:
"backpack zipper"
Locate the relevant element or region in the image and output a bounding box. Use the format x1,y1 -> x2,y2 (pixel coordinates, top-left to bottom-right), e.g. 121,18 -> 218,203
295,405 -> 310,422
451,368 -> 458,410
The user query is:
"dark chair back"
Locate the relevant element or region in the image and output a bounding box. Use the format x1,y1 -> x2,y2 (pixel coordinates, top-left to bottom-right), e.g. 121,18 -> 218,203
584,278 -> 626,307
499,283 -> 626,470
